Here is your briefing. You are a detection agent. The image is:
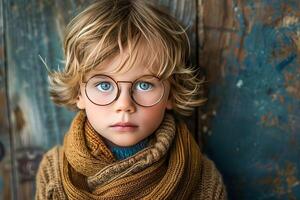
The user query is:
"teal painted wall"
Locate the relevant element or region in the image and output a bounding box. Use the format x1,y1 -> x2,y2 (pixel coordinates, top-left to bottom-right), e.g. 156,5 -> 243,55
200,1 -> 300,199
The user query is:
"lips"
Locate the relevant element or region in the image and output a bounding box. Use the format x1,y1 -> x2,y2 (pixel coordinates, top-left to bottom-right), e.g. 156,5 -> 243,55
109,122 -> 138,132
110,122 -> 138,127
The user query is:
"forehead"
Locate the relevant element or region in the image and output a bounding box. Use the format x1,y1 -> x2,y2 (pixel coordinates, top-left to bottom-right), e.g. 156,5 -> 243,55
85,43 -> 160,80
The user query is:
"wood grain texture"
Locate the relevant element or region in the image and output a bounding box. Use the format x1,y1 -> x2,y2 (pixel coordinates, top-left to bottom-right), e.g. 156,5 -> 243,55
0,0 -> 13,199
157,0 -> 199,138
2,0 -> 198,199
3,0 -> 93,199
199,0 -> 300,199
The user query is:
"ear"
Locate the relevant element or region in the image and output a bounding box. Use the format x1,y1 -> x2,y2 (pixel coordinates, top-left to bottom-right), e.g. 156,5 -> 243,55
76,91 -> 86,109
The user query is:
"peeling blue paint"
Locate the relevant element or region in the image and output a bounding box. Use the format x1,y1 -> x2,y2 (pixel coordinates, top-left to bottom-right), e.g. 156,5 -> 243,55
276,53 -> 297,72
205,1 -> 300,200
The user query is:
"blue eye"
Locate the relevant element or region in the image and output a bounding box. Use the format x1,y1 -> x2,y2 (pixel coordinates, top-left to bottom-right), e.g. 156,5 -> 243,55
96,82 -> 113,92
136,82 -> 153,91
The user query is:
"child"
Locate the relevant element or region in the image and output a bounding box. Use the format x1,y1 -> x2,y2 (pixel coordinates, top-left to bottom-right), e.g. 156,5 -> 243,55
35,0 -> 227,199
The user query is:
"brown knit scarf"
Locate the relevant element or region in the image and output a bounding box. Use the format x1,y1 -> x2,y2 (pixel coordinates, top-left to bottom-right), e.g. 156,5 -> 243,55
61,111 -> 202,199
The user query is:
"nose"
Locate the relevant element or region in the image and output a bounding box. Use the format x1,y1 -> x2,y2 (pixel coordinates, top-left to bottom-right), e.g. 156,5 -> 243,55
113,84 -> 136,113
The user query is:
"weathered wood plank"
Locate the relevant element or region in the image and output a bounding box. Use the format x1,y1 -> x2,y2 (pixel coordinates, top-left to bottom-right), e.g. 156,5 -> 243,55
0,0 -> 13,199
3,0 -> 198,199
3,0 -> 93,199
199,0 -> 300,199
157,0 -> 199,139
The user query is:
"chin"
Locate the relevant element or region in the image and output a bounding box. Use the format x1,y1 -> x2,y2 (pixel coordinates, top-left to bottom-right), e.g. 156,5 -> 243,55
113,139 -> 140,147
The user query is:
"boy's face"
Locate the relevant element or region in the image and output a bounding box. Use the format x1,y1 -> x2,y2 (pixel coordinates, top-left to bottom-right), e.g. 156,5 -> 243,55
76,49 -> 173,147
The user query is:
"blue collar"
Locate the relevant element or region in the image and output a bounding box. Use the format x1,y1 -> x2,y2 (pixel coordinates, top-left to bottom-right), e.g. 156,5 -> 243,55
105,138 -> 149,160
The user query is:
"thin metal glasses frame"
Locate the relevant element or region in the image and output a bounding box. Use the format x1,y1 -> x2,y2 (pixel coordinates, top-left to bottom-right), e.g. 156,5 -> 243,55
82,74 -> 166,107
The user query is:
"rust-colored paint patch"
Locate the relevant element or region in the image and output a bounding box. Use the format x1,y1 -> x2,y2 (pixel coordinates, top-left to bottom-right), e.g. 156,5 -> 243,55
2,166 -> 12,200
0,47 -> 4,60
13,105 -> 25,131
284,72 -> 300,100
258,161 -> 299,198
260,112 -> 279,127
268,92 -> 285,104
278,95 -> 285,104
0,92 -> 9,133
285,162 -> 300,189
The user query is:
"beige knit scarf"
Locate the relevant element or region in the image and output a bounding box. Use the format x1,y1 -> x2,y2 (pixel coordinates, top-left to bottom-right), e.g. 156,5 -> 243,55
61,111 -> 202,199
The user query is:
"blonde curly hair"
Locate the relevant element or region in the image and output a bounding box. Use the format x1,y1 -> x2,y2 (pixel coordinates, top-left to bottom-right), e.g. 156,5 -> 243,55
48,0 -> 206,116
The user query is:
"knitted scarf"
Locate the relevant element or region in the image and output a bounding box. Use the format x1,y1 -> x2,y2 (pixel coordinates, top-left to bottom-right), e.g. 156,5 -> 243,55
84,119 -> 151,161
61,111 -> 203,199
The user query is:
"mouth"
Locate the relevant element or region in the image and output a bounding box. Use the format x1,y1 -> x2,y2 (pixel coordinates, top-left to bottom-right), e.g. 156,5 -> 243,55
109,122 -> 138,132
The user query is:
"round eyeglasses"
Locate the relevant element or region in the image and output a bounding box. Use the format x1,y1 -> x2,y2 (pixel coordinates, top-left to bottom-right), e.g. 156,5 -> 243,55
83,74 -> 166,107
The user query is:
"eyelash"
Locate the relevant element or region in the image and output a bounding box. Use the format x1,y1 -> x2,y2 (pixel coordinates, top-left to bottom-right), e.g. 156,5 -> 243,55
135,82 -> 153,91
96,82 -> 114,92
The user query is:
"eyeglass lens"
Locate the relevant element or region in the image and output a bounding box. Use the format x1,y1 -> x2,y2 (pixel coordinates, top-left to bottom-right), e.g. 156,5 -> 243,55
85,75 -> 165,107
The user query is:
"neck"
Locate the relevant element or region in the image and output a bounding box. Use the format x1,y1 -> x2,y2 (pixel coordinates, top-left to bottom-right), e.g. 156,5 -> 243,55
104,138 -> 149,160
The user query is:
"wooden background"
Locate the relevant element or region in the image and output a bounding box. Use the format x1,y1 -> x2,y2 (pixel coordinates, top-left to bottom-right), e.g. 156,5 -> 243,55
0,0 -> 299,199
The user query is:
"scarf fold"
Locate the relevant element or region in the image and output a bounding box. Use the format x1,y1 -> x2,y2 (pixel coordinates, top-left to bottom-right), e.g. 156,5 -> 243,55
61,111 -> 202,199
85,120 -> 151,161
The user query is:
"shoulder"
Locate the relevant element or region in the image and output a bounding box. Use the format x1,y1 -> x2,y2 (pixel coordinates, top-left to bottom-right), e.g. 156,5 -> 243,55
37,146 -> 62,177
198,155 -> 227,200
37,145 -> 61,171
35,145 -> 65,200
42,145 -> 62,161
200,155 -> 224,182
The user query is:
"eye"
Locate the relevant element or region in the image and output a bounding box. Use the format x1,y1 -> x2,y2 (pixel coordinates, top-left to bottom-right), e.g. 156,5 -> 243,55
135,81 -> 153,91
96,81 -> 114,92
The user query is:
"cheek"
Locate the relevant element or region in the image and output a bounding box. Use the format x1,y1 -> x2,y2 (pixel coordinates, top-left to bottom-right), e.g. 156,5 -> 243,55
83,94 -> 111,119
84,104 -> 112,132
141,90 -> 171,116
138,101 -> 168,126
85,103 -> 110,118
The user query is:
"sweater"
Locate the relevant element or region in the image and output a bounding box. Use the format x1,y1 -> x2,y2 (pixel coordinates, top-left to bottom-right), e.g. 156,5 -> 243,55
35,111 -> 227,199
